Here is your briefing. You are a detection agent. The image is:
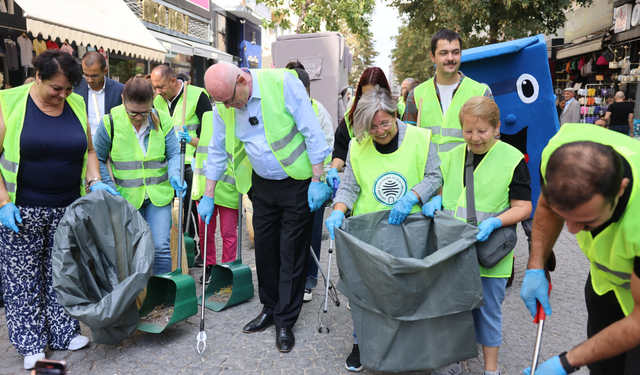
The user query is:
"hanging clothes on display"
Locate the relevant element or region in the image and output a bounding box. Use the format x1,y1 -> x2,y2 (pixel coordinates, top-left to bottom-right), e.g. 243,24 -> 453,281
33,35 -> 46,56
46,39 -> 59,50
60,41 -> 73,56
3,38 -> 19,71
16,34 -> 33,68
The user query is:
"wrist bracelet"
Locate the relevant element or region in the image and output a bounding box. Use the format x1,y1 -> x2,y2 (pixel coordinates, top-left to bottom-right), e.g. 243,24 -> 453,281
559,352 -> 579,374
86,178 -> 101,187
0,198 -> 12,209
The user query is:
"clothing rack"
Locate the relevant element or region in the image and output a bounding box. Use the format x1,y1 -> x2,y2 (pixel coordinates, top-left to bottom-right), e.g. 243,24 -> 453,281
0,25 -> 27,33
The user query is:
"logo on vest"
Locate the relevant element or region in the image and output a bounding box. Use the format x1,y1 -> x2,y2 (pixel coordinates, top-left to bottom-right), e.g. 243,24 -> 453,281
373,172 -> 407,206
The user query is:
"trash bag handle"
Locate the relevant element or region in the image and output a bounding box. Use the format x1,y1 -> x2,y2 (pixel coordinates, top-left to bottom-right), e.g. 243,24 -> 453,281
465,148 -> 477,226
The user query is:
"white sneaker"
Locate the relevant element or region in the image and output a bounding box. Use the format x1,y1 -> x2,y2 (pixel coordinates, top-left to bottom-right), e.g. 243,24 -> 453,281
68,335 -> 90,351
303,289 -> 313,302
24,353 -> 45,370
432,362 -> 461,375
484,371 -> 500,375
346,300 -> 351,311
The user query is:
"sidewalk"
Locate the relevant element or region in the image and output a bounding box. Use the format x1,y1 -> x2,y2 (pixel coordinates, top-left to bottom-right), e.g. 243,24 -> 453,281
0,209 -> 590,375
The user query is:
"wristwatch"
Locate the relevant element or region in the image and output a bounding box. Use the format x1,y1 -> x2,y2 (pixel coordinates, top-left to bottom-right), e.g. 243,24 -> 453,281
559,352 -> 580,374
313,173 -> 325,182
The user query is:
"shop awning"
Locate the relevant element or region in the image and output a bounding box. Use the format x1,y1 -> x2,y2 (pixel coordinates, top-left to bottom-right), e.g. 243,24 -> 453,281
14,0 -> 166,62
149,31 -> 193,57
556,37 -> 604,60
185,41 -> 234,63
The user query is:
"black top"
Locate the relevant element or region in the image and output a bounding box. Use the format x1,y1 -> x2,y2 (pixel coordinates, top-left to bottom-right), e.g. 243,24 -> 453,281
463,149 -> 532,201
16,96 -> 87,207
607,102 -> 634,127
333,118 -> 350,161
166,81 -> 212,138
374,129 -> 400,154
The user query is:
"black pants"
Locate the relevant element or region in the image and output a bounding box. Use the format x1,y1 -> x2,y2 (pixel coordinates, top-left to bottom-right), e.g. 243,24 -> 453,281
585,274 -> 640,374
251,172 -> 314,328
178,164 -> 198,236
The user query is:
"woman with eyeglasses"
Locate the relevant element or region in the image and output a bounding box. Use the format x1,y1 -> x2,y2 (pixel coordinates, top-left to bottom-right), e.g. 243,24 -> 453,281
93,77 -> 187,276
325,86 -> 442,372
0,50 -> 118,370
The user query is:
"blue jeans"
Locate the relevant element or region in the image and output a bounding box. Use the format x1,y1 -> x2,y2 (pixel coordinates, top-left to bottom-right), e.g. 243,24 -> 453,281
139,200 -> 172,275
610,125 -> 630,136
305,207 -> 325,289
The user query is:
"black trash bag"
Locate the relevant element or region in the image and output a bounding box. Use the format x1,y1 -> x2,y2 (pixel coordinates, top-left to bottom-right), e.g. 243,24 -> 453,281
52,190 -> 154,345
336,210 -> 484,373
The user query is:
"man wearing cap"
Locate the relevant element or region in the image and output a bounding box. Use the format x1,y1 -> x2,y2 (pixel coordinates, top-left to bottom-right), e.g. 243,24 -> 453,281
559,88 -> 581,126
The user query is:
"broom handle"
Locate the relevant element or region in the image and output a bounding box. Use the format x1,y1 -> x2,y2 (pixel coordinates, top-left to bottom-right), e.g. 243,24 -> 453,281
237,193 -> 242,260
416,98 -> 423,128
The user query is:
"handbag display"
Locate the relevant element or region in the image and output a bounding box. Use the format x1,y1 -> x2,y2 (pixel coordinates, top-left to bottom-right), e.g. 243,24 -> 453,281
465,148 -> 518,269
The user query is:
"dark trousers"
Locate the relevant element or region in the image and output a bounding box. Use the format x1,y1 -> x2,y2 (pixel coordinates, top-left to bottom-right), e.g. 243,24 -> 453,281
251,172 -> 314,328
306,206 -> 325,289
610,125 -> 631,136
585,274 -> 640,374
179,164 -> 198,236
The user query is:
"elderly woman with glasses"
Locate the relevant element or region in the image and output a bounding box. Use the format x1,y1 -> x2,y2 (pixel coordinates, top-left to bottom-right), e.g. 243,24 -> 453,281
93,77 -> 187,275
325,86 -> 443,372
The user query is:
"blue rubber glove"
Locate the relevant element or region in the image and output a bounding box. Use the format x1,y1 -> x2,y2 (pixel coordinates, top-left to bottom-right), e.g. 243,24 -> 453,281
198,195 -> 215,225
520,269 -> 552,318
170,175 -> 188,198
477,217 -> 502,241
421,195 -> 442,218
388,191 -> 419,225
325,210 -> 345,240
523,356 -> 566,375
0,202 -> 21,233
326,168 -> 340,192
308,181 -> 332,212
178,125 -> 192,143
89,181 -> 120,196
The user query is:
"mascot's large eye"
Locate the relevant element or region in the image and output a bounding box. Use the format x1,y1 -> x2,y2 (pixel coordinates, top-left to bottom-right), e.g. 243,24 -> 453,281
516,74 -> 539,104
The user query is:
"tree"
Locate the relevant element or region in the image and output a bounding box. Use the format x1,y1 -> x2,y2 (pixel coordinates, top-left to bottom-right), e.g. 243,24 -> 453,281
392,0 -> 592,45
342,24 -> 378,86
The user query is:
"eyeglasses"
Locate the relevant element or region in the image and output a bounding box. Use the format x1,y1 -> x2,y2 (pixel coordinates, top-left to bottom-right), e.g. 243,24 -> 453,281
214,74 -> 240,106
82,72 -> 103,80
370,120 -> 394,133
124,102 -> 151,117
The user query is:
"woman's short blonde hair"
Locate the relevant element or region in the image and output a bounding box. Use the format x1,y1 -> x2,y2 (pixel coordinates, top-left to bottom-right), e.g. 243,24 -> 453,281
353,85 -> 397,143
458,96 -> 500,128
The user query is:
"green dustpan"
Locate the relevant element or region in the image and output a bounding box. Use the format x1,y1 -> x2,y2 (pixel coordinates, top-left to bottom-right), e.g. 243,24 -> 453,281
200,193 -> 254,311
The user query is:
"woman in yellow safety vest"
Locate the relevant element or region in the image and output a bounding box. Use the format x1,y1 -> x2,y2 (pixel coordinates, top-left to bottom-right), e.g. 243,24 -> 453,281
93,77 -> 187,276
423,96 -> 532,375
324,86 -> 442,372
0,50 -> 118,370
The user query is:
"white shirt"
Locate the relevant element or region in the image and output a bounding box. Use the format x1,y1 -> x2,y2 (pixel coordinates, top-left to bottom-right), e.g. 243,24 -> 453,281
313,99 -> 335,172
88,79 -> 106,138
167,80 -> 184,110
437,82 -> 458,116
132,117 -> 150,156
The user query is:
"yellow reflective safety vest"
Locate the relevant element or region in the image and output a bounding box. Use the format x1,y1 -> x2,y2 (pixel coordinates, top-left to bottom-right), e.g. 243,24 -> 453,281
398,96 -> 406,118
153,83 -> 208,164
0,83 -> 88,202
541,123 -> 640,316
217,69 -> 314,193
413,76 -> 487,153
105,105 -> 174,209
350,124 -> 431,216
191,111 -> 239,209
441,141 -> 524,277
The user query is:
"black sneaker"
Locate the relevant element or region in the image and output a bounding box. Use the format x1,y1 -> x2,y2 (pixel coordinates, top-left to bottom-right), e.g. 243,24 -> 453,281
194,256 -> 204,268
199,265 -> 213,284
345,344 -> 363,372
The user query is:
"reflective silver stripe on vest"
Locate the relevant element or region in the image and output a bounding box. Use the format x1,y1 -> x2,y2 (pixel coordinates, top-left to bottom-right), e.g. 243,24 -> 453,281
184,124 -> 199,131
441,128 -> 463,138
219,173 -> 236,185
279,141 -> 307,167
196,145 -> 208,154
112,161 -> 143,170
0,153 -> 18,173
234,150 -> 248,169
143,160 -> 168,169
455,207 -> 499,223
595,262 -> 632,289
438,142 -> 465,153
114,172 -> 169,188
4,181 -> 15,193
270,127 -> 299,152
443,209 -> 455,216
194,167 -> 204,176
422,126 -> 441,135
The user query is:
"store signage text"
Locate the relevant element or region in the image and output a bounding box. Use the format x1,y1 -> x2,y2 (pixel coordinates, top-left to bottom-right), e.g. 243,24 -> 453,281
564,0 -> 613,42
140,0 -> 190,35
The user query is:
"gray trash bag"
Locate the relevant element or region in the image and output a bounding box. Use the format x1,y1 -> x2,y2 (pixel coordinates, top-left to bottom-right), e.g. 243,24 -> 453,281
336,210 -> 484,373
52,190 -> 154,345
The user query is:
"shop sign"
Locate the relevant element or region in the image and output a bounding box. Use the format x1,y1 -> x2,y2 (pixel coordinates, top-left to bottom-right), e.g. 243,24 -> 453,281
140,0 -> 189,35
564,0 -> 613,42
614,3 -> 633,33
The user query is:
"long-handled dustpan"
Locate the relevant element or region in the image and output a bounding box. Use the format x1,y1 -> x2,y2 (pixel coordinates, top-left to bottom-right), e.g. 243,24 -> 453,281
200,193 -> 254,311
138,89 -> 198,333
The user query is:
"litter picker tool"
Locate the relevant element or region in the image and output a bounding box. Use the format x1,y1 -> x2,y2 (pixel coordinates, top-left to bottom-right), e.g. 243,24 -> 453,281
530,283 -> 552,375
184,192 -> 196,267
196,224 -> 209,354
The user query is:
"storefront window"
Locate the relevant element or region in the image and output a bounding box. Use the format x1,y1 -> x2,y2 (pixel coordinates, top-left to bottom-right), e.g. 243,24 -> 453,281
109,55 -> 146,83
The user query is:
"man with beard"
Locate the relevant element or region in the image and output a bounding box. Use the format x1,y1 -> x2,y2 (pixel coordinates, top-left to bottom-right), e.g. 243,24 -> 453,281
402,29 -> 492,155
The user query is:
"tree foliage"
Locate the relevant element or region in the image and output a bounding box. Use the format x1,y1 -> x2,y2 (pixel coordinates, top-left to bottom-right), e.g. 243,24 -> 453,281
341,23 -> 378,86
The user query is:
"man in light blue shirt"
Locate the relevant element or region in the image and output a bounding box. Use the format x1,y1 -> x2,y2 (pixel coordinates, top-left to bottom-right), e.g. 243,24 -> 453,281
200,63 -> 331,353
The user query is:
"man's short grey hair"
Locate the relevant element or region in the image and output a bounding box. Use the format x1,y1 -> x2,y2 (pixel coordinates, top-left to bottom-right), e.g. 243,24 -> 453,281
353,85 -> 397,143
403,78 -> 415,85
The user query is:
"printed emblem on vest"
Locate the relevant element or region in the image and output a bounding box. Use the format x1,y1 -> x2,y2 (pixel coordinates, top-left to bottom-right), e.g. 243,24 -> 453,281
373,172 -> 408,206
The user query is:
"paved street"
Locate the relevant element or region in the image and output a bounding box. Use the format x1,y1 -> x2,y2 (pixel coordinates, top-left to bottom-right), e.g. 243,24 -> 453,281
0,209 -> 592,375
